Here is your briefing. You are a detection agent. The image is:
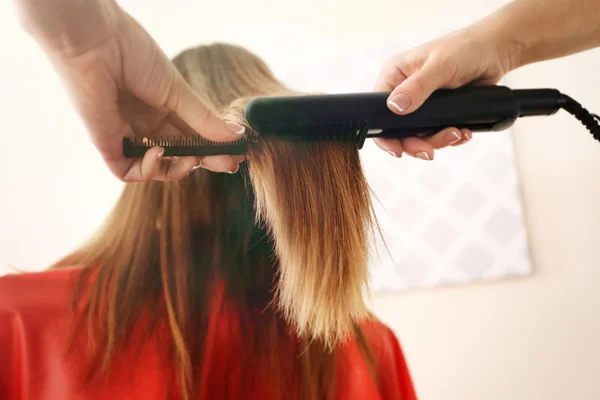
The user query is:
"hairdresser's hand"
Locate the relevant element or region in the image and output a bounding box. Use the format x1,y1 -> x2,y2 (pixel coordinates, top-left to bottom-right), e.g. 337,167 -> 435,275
373,27 -> 518,160
17,0 -> 243,181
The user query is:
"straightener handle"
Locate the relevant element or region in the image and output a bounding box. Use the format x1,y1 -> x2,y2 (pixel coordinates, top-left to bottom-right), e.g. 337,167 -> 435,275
373,86 -> 563,139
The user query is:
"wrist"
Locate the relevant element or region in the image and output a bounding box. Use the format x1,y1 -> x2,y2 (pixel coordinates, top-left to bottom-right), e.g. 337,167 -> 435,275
18,0 -> 121,57
468,18 -> 527,74
491,27 -> 527,74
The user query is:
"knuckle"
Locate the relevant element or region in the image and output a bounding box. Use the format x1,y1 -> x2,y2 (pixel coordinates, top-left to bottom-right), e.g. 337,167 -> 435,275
407,76 -> 428,98
402,53 -> 421,72
196,105 -> 212,126
383,57 -> 398,72
166,75 -> 183,111
383,56 -> 407,76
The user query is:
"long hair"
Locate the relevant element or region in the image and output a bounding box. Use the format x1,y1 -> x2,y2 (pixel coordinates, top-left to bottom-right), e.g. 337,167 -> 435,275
53,43 -> 378,399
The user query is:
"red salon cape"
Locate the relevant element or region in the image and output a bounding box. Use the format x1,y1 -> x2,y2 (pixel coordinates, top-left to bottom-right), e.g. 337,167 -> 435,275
0,268 -> 417,399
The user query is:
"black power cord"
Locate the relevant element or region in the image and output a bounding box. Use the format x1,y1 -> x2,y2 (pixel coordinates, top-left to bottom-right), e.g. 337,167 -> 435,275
559,95 -> 600,142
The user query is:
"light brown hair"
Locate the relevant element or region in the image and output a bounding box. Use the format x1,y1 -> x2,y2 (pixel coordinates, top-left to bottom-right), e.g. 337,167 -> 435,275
54,43 -> 378,399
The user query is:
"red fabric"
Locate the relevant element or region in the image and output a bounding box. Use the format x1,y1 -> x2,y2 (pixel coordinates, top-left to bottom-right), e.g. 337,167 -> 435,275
0,268 -> 417,400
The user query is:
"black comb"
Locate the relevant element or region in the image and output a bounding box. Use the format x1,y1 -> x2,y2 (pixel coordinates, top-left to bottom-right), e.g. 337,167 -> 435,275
123,136 -> 254,157
123,85 -> 599,157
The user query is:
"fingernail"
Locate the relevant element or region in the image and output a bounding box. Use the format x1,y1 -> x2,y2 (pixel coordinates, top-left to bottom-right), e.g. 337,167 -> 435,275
446,131 -> 462,144
386,150 -> 400,158
225,121 -> 246,135
464,131 -> 473,140
416,151 -> 431,161
157,148 -> 164,160
388,93 -> 411,113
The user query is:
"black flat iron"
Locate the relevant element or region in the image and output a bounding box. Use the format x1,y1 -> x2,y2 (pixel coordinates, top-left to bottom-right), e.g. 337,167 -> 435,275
123,85 -> 600,157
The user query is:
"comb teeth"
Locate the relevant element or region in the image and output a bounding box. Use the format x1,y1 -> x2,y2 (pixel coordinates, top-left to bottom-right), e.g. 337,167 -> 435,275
124,135 -> 256,148
123,136 -> 254,157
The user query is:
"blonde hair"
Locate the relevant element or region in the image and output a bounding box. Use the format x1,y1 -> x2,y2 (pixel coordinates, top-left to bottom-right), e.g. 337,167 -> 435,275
54,43 -> 378,399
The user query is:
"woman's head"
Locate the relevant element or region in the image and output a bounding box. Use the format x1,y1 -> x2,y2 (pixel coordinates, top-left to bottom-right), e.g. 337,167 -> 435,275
57,43 -> 377,398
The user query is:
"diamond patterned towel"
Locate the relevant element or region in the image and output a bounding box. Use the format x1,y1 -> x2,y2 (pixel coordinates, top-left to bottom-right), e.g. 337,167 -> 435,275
362,134 -> 532,292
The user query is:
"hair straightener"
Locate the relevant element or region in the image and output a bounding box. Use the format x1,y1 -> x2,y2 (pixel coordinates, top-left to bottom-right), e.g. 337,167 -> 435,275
123,85 -> 600,157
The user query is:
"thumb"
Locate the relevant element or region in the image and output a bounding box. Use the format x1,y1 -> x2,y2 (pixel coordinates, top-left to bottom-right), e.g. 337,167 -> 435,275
387,63 -> 446,115
168,73 -> 245,142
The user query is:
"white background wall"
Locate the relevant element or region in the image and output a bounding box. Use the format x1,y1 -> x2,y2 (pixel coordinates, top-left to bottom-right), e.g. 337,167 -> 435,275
1,0 -> 600,399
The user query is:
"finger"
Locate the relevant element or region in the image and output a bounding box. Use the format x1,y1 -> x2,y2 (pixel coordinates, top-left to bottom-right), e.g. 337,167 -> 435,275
452,129 -> 473,146
198,155 -> 240,174
400,137 -> 434,161
161,156 -> 202,181
373,137 -> 404,158
232,155 -> 246,163
422,127 -> 463,150
122,151 -> 240,182
373,57 -> 408,92
387,63 -> 447,115
120,150 -> 203,182
122,146 -> 164,182
151,156 -> 202,181
168,73 -> 245,142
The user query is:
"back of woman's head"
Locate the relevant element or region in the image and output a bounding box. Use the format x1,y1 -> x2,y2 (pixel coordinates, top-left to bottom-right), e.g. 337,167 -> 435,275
174,43 -> 376,346
58,43 -> 377,399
